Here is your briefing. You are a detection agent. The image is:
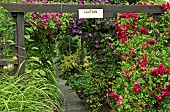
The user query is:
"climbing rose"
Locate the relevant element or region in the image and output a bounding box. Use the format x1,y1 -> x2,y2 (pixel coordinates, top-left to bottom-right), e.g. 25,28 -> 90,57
150,67 -> 159,75
150,89 -> 154,95
162,91 -> 170,97
133,84 -> 141,93
109,92 -> 117,98
156,95 -> 162,101
150,18 -> 155,22
139,27 -> 148,34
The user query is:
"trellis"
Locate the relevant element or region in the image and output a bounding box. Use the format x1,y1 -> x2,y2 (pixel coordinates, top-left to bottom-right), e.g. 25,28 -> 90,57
0,3 -> 166,75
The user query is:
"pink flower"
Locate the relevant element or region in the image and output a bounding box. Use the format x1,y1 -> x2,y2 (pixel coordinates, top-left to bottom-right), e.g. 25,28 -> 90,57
150,89 -> 154,95
125,74 -> 130,78
116,95 -> 122,105
156,95 -> 162,101
150,18 -> 155,22
139,27 -> 148,34
141,72 -> 145,77
133,28 -> 138,35
150,67 -> 159,75
131,49 -> 135,57
109,92 -> 117,99
162,91 -> 170,97
159,64 -> 164,68
133,84 -> 141,93
122,56 -> 126,61
115,52 -> 120,57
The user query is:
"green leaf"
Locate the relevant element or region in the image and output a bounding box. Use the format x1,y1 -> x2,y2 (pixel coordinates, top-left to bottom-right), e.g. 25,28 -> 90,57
47,61 -> 52,65
39,70 -> 46,76
25,35 -> 34,41
26,27 -> 33,32
6,40 -> 15,45
30,57 -> 39,62
0,27 -> 7,31
31,47 -> 39,50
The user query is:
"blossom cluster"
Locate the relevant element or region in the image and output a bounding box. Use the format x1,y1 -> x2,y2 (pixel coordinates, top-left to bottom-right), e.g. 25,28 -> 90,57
151,64 -> 170,76
109,91 -> 122,105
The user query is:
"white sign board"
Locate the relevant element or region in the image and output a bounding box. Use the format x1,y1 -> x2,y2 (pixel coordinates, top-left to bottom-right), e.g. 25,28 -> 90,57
78,9 -> 103,19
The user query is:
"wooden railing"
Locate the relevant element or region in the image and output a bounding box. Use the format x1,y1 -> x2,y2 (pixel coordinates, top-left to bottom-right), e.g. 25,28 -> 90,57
0,3 -> 166,75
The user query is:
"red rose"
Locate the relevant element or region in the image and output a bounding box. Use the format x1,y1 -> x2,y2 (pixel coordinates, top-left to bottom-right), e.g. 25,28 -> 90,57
122,56 -> 126,61
162,91 -> 170,97
150,67 -> 159,75
156,95 -> 162,101
115,52 -> 120,57
139,27 -> 148,34
133,28 -> 138,35
116,95 -> 122,104
109,92 -> 117,99
150,18 -> 155,22
133,84 -> 141,93
150,89 -> 154,95
131,49 -> 135,57
159,64 -> 164,68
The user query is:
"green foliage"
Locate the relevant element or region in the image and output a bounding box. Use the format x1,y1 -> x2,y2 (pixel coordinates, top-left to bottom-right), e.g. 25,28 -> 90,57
57,35 -> 79,56
0,74 -> 63,112
25,12 -> 72,66
0,7 -> 15,58
59,52 -> 91,79
0,58 -> 63,112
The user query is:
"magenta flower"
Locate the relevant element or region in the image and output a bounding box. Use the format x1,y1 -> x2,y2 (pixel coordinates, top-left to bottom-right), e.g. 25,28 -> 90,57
139,27 -> 148,34
150,89 -> 154,95
133,84 -> 141,93
156,95 -> 162,101
109,92 -> 117,99
162,91 -> 170,97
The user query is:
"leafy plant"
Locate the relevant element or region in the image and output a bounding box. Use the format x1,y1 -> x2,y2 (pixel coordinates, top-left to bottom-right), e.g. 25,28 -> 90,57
0,58 -> 63,112
59,52 -> 91,79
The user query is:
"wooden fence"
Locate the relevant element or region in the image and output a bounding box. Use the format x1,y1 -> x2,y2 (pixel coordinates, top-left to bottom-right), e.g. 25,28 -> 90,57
0,3 -> 166,75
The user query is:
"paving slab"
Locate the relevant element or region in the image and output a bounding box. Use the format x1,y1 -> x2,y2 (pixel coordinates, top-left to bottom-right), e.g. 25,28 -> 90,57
57,77 -> 88,112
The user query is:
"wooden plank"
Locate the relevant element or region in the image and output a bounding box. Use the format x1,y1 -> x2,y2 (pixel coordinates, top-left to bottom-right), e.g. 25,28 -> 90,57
153,13 -> 161,39
16,13 -> 25,76
0,3 -> 165,16
0,58 -> 18,65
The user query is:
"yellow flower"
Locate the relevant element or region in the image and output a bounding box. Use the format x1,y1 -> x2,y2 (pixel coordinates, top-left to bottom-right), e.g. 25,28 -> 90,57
3,66 -> 7,70
9,76 -> 14,80
13,56 -> 18,61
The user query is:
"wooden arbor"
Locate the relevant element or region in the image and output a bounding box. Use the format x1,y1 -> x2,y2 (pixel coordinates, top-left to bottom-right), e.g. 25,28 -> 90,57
0,3 -> 165,75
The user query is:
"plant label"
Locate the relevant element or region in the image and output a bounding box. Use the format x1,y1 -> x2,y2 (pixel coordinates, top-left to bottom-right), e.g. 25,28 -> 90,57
78,9 -> 103,19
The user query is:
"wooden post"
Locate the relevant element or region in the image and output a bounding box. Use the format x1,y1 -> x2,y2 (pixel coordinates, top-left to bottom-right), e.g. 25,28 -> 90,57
16,12 -> 25,76
153,13 -> 161,39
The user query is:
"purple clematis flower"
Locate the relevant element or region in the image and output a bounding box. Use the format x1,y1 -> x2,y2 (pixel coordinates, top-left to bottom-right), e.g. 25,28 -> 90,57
88,33 -> 93,37
95,44 -> 99,48
101,58 -> 104,62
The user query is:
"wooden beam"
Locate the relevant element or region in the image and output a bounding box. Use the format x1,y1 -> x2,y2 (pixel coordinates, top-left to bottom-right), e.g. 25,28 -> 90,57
0,3 -> 165,17
16,12 -> 25,76
0,58 -> 18,65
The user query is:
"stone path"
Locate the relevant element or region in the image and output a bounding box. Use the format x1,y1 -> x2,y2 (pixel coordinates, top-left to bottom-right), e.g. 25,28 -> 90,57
53,58 -> 88,112
57,77 -> 88,112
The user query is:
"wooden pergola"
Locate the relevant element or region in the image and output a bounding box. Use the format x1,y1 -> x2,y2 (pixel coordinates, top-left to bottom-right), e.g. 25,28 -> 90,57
0,3 -> 165,75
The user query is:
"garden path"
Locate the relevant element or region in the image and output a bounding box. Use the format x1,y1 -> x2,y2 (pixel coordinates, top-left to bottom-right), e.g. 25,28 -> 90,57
57,76 -> 88,112
53,57 -> 88,112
